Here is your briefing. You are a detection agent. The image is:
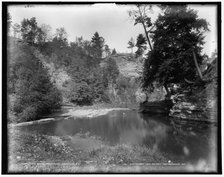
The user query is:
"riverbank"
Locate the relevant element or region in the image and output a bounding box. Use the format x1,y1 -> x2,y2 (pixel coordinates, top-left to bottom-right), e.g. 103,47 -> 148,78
60,106 -> 130,118
9,104 -> 132,127
8,104 -> 217,173
8,127 -> 169,173
8,104 -> 169,172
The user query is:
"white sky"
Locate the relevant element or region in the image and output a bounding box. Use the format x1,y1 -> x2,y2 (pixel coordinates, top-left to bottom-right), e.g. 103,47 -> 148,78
8,3 -> 217,56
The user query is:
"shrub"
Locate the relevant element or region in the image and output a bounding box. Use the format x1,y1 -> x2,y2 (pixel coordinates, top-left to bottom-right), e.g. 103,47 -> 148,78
43,87 -> 62,109
19,106 -> 38,122
13,97 -> 24,114
68,82 -> 94,105
13,84 -> 62,122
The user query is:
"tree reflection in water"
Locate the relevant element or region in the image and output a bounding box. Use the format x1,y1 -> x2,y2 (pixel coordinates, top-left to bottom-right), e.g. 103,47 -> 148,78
17,110 -> 217,166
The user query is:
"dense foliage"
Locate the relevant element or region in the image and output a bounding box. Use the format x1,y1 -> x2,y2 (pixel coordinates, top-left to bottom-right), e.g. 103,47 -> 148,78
19,18 -> 115,106
102,57 -> 119,84
9,17 -> 113,122
21,17 -> 42,45
142,5 -> 209,91
135,34 -> 147,57
66,65 -> 110,105
8,4 -> 210,123
8,43 -> 62,122
91,32 -> 105,59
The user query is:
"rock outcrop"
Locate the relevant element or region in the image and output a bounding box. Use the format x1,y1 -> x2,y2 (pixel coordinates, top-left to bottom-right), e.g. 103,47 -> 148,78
169,58 -> 218,123
102,54 -> 143,107
135,88 -> 147,103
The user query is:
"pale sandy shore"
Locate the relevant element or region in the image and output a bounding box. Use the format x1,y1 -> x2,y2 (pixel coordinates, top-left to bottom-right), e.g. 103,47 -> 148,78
61,107 -> 130,118
9,107 -> 130,127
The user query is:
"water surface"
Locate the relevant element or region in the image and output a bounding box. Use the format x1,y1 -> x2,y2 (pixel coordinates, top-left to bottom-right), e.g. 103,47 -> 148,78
18,110 -> 217,166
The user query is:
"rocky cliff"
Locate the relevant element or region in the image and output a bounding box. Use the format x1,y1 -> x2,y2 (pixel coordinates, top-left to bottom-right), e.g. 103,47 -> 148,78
169,58 -> 218,123
101,54 -> 143,107
103,54 -> 168,108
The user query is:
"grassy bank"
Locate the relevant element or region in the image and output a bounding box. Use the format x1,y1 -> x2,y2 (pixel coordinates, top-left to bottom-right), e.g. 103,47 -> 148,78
8,127 -> 168,173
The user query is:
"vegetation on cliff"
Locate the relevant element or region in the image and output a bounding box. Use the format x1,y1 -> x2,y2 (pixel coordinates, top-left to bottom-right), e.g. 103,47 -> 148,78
8,39 -> 62,123
7,4 -> 218,122
128,5 -> 218,119
8,15 -> 142,123
129,5 -> 210,97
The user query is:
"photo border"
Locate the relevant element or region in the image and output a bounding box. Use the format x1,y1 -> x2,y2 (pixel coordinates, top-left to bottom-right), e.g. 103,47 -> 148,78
2,1 -> 222,174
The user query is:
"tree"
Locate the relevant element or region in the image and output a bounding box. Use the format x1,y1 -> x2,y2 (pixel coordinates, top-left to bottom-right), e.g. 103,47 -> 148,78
21,17 -> 40,45
68,81 -> 94,105
43,27 -> 69,65
127,37 -> 135,54
53,27 -> 68,47
112,48 -> 117,55
12,23 -> 21,39
210,49 -> 217,62
91,32 -> 105,59
102,57 -> 119,84
11,44 -> 62,122
104,44 -> 111,57
36,27 -> 45,44
71,37 -> 91,56
142,5 -> 209,96
135,34 -> 147,57
55,27 -> 68,41
129,5 -> 155,51
40,24 -> 52,42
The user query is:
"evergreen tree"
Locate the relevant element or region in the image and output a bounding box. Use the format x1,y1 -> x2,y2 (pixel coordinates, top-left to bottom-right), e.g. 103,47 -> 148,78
21,17 -> 40,45
91,32 -> 105,59
112,48 -> 117,55
135,34 -> 147,57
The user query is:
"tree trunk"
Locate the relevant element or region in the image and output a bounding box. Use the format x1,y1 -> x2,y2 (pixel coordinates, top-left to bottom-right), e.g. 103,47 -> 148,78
142,22 -> 153,51
164,83 -> 171,99
138,7 -> 153,51
192,50 -> 203,80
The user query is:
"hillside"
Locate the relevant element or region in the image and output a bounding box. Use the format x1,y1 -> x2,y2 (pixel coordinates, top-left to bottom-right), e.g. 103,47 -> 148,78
110,53 -> 143,78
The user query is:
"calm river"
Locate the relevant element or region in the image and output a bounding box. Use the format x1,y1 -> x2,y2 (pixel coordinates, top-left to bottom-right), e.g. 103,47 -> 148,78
17,109 -> 217,168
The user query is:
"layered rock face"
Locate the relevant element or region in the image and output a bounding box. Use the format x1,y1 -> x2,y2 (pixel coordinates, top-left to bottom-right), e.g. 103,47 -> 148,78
169,58 -> 218,123
103,54 -> 144,107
